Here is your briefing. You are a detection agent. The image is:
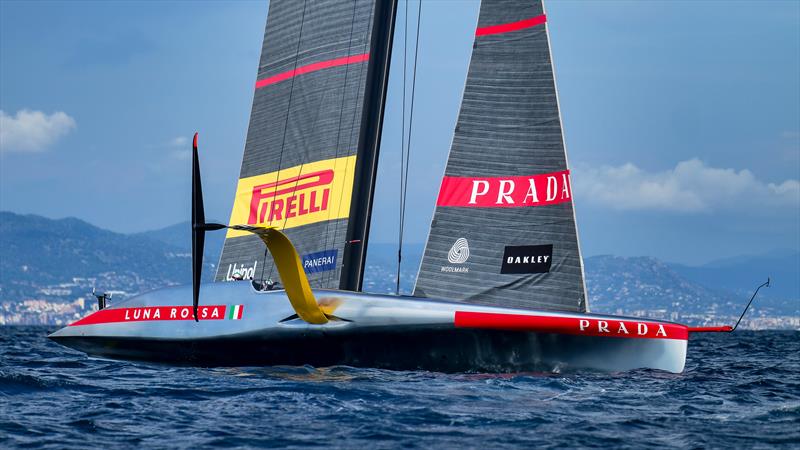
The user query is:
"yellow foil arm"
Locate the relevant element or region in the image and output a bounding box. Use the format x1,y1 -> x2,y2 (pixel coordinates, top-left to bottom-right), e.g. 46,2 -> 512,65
229,225 -> 328,324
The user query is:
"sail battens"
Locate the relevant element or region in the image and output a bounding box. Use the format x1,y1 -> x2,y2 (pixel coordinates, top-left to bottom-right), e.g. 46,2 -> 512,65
414,0 -> 587,313
217,0 -> 394,289
475,14 -> 546,37
255,53 -> 370,89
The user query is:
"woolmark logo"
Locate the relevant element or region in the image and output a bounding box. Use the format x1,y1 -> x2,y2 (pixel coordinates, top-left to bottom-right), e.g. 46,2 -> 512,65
442,238 -> 470,273
448,238 -> 470,264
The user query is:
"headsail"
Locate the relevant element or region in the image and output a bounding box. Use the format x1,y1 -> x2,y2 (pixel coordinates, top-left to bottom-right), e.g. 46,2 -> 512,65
413,0 -> 588,312
216,0 -> 396,290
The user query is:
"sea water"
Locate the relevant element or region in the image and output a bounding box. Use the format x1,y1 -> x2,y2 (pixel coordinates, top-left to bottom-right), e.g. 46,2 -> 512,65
1,327 -> 798,449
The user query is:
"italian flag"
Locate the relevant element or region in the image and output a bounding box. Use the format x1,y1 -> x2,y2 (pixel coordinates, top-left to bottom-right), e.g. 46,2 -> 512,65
228,304 -> 244,320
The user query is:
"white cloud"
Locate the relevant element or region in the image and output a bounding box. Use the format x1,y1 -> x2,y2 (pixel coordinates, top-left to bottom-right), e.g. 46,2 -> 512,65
0,109 -> 76,153
573,159 -> 800,212
143,135 -> 193,173
162,136 -> 191,161
169,136 -> 188,147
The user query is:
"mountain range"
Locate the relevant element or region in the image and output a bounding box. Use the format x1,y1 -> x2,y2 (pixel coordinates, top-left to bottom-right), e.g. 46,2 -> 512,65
0,212 -> 797,324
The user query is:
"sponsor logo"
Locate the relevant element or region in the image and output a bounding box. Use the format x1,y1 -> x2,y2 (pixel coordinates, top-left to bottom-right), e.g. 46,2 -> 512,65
501,244 -> 553,274
228,304 -> 244,320
448,238 -> 470,264
442,238 -> 469,273
70,305 -> 231,326
247,170 -> 333,225
226,261 -> 258,281
226,155 -> 357,237
454,312 -> 683,340
578,318 -> 669,338
436,170 -> 572,208
302,249 -> 338,274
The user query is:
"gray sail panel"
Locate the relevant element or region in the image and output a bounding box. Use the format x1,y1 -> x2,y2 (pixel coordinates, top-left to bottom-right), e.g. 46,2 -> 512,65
216,0 -> 378,288
413,0 -> 587,312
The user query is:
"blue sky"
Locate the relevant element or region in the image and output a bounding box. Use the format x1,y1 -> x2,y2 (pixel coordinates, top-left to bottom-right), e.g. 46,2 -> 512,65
1,0 -> 798,265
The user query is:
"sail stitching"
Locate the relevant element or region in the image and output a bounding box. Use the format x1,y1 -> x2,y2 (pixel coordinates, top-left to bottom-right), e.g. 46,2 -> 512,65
264,0 -> 309,286
328,0 -> 375,287
413,1 -> 585,312
271,3 -> 362,288
540,0 -> 589,310
317,0 -> 360,287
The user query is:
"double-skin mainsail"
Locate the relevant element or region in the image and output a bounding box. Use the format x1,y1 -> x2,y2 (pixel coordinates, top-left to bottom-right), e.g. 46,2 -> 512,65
219,0 -> 587,313
216,0 -> 396,291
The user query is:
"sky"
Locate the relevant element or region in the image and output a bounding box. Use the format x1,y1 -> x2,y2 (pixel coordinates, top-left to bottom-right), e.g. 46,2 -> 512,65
1,0 -> 798,266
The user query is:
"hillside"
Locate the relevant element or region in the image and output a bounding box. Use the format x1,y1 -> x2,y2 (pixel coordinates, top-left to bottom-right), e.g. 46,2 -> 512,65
0,212 -> 797,327
583,255 -> 796,319
669,250 -> 799,301
0,212 -> 217,305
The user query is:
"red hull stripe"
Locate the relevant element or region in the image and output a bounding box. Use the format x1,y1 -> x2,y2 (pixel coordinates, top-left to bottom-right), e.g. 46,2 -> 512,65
688,326 -> 733,333
255,53 -> 370,89
70,305 -> 228,326
475,14 -> 547,37
454,311 -> 689,340
436,170 -> 572,208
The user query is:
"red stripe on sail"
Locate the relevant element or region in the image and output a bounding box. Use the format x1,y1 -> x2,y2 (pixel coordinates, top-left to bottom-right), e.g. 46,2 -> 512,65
255,53 -> 370,89
475,14 -> 547,37
70,305 -> 228,326
455,312 -> 689,340
436,170 -> 572,208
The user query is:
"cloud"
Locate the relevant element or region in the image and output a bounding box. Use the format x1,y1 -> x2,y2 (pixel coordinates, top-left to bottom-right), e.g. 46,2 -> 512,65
573,159 -> 800,212
169,136 -> 188,147
166,136 -> 191,161
0,109 -> 77,153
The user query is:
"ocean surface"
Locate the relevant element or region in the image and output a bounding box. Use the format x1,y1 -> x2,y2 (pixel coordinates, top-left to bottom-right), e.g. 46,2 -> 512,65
1,327 -> 798,449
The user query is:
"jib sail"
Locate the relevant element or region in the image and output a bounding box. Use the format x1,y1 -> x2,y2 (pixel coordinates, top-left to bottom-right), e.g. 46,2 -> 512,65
413,0 -> 588,312
216,0 -> 396,290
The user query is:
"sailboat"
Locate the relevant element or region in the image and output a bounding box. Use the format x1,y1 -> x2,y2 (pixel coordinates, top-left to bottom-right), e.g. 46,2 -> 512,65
49,0 -> 742,373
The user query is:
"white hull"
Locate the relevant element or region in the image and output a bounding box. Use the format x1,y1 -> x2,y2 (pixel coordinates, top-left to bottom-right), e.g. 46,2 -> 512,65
51,282 -> 688,373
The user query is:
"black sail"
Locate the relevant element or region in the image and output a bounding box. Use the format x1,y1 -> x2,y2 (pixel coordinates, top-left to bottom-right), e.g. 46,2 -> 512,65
216,0 -> 395,289
413,0 -> 588,312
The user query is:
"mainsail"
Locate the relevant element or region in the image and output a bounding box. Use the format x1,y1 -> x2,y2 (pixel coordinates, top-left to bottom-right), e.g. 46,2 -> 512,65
413,0 -> 588,312
216,0 -> 396,290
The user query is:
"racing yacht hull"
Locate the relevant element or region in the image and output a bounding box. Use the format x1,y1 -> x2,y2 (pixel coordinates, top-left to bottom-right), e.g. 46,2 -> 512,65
50,282 -> 688,373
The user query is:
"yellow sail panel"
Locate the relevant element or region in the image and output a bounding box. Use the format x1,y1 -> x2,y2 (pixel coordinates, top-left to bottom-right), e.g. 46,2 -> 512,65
226,155 -> 356,238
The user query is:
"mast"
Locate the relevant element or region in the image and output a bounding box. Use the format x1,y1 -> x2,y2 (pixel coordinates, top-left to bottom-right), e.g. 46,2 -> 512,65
340,0 -> 398,291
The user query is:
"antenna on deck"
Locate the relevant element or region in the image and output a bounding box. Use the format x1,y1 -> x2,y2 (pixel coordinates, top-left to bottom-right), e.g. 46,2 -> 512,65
688,278 -> 770,333
730,277 -> 770,332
